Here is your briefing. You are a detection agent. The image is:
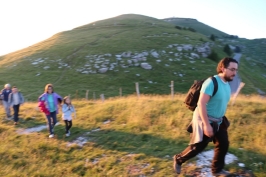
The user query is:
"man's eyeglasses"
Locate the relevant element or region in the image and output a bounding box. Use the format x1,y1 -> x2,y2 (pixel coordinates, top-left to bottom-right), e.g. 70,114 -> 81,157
226,68 -> 238,72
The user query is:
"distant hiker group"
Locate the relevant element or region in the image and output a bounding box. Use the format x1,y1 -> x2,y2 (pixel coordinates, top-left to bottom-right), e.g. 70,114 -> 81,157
0,83 -> 76,138
0,84 -> 24,125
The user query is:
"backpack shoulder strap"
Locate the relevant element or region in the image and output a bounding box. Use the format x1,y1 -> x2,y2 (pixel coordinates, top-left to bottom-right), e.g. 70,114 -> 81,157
211,76 -> 218,96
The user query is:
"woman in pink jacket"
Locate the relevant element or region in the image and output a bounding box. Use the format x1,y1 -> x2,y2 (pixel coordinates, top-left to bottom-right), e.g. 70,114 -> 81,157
38,84 -> 62,138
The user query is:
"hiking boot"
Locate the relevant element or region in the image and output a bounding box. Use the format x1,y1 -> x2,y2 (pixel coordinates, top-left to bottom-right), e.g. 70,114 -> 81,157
173,155 -> 182,174
14,122 -> 18,125
55,122 -> 60,126
212,169 -> 231,177
6,116 -> 13,120
49,134 -> 54,138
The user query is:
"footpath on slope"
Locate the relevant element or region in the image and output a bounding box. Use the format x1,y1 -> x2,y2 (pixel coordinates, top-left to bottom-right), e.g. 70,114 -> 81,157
13,118 -> 255,177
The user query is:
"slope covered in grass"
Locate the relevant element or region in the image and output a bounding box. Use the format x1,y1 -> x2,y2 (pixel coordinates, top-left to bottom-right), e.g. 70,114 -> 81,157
0,14 -> 265,101
163,18 -> 228,37
0,14 -> 229,101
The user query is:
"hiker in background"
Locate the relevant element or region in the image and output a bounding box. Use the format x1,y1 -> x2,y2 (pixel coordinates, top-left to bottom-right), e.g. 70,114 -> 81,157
62,96 -> 76,137
38,84 -> 62,138
0,84 -> 12,119
173,57 -> 239,176
8,86 -> 24,125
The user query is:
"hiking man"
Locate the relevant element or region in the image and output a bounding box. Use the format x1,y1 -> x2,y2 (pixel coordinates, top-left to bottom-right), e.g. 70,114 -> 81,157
0,84 -> 12,118
173,57 -> 239,176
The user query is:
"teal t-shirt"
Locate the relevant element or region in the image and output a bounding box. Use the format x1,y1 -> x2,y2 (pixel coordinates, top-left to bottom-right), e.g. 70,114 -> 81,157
41,94 -> 56,112
200,75 -> 231,118
47,94 -> 56,112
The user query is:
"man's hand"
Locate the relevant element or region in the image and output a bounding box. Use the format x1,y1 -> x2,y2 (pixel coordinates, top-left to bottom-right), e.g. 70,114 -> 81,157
203,124 -> 213,137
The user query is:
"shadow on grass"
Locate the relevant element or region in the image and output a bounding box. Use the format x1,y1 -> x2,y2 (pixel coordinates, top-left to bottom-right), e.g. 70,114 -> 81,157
11,118 -> 190,159
57,127 -> 190,158
8,118 -> 266,175
60,127 -> 266,174
1,116 -> 46,128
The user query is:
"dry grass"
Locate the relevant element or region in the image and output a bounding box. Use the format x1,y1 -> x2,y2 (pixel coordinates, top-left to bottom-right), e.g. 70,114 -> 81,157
0,94 -> 265,176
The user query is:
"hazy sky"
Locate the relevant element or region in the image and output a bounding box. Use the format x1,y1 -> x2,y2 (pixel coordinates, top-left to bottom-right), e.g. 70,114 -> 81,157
1,0 -> 265,56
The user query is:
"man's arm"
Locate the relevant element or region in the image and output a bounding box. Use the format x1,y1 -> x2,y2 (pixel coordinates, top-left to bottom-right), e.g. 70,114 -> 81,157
197,92 -> 213,137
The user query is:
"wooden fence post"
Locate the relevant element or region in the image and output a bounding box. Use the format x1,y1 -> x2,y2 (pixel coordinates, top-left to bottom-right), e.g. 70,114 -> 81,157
93,92 -> 96,102
85,90 -> 89,100
100,94 -> 105,103
171,81 -> 174,100
119,87 -> 122,97
75,90 -> 79,99
135,82 -> 140,98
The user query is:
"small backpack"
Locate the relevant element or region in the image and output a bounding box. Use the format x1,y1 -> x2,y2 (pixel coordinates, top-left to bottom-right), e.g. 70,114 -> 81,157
184,76 -> 218,111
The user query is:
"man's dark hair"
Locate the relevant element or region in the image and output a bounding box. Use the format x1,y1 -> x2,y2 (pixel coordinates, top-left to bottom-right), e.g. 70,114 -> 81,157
217,57 -> 238,73
12,86 -> 17,89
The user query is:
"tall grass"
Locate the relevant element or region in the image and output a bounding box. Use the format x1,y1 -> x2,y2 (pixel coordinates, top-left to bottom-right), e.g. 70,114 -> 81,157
0,94 -> 265,176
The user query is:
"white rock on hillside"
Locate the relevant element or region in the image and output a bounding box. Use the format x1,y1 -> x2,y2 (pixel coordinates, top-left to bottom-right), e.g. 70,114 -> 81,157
182,44 -> 193,50
140,63 -> 152,70
141,51 -> 149,56
81,71 -> 89,74
98,68 -> 108,73
104,53 -> 112,57
127,60 -> 132,64
122,52 -> 131,58
191,53 -> 200,59
177,47 -> 183,51
151,51 -> 159,58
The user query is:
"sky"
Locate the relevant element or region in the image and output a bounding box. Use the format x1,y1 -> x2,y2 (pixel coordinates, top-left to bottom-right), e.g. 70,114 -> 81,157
1,0 -> 266,56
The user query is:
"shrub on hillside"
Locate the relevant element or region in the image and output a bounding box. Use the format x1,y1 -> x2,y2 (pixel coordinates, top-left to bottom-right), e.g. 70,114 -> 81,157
207,50 -> 219,61
224,35 -> 239,39
234,46 -> 241,53
187,27 -> 196,32
175,25 -> 182,30
210,34 -> 216,41
223,44 -> 232,56
199,38 -> 205,42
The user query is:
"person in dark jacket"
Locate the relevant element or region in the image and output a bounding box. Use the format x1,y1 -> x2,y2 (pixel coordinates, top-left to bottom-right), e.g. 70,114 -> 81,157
8,86 -> 24,125
0,84 -> 12,118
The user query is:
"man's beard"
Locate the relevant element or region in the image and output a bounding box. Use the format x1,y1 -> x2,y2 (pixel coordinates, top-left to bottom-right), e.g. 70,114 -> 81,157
224,75 -> 235,82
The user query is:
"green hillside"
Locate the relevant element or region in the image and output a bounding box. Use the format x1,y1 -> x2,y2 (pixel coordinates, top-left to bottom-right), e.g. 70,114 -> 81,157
0,14 -> 265,101
240,39 -> 266,93
162,17 -> 228,37
220,38 -> 266,94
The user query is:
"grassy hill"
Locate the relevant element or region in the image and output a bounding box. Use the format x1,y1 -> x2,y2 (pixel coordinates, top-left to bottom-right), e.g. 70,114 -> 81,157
223,38 -> 266,94
0,95 -> 265,176
0,14 -> 265,101
162,17 -> 228,37
0,14 -> 227,101
162,17 -> 266,94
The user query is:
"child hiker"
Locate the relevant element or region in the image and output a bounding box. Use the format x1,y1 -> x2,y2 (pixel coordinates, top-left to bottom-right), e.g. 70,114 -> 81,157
62,96 -> 76,137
